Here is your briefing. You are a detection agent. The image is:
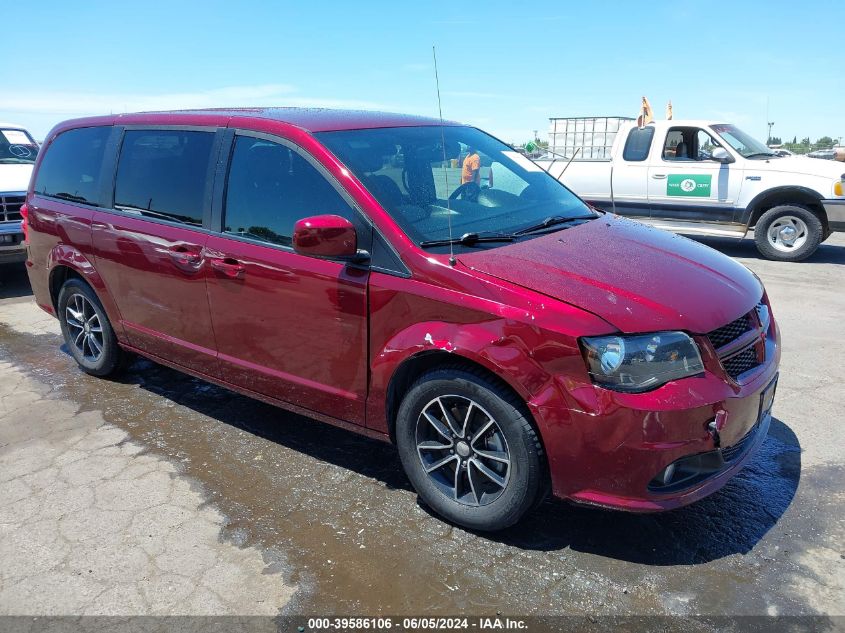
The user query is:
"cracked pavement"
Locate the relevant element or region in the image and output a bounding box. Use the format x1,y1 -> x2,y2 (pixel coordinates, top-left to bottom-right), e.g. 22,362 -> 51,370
0,234 -> 843,621
0,317 -> 294,616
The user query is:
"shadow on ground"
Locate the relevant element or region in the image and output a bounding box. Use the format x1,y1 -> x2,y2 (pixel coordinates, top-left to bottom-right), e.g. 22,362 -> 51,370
110,354 -> 801,568
691,235 -> 845,265
0,263 -> 32,300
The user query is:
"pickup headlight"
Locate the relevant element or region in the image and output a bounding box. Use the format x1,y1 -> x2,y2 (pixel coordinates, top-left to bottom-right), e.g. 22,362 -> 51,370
580,332 -> 705,393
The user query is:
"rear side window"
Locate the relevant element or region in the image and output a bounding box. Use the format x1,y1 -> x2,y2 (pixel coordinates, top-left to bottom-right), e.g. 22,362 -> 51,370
114,130 -> 215,226
34,127 -> 110,206
223,136 -> 355,247
622,127 -> 655,162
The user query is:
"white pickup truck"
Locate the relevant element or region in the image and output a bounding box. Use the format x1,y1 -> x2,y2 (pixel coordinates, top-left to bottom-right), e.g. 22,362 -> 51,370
539,117 -> 845,261
0,124 -> 39,265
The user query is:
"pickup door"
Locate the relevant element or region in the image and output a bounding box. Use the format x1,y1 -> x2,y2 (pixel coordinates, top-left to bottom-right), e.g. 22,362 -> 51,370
646,126 -> 746,236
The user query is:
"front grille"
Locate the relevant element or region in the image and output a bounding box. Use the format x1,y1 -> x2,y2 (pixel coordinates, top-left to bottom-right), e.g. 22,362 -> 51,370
1,195 -> 25,222
722,347 -> 758,380
707,302 -> 767,382
707,314 -> 752,349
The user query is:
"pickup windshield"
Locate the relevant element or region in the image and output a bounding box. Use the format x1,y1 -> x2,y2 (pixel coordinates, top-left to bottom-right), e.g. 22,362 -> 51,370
0,129 -> 39,165
316,126 -> 595,252
711,124 -> 776,159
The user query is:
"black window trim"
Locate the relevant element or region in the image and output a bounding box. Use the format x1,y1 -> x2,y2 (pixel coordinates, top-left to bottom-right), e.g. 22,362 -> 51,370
622,126 -> 655,162
106,124 -> 224,232
213,128 -> 375,262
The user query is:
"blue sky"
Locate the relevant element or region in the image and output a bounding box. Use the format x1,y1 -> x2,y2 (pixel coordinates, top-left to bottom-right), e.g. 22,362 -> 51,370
3,0 -> 842,144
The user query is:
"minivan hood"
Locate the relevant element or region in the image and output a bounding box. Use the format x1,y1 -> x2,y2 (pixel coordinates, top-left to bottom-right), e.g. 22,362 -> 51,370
0,164 -> 34,193
459,215 -> 762,333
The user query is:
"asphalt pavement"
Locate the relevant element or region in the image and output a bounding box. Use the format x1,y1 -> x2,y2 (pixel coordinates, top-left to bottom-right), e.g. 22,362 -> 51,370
0,233 -> 843,622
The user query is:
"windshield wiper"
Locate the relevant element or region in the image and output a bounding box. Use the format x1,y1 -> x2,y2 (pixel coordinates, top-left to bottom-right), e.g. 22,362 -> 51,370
513,215 -> 589,236
420,232 -> 516,247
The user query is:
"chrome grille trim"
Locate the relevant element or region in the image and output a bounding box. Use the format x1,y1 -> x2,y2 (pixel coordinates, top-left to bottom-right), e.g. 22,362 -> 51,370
1,195 -> 25,223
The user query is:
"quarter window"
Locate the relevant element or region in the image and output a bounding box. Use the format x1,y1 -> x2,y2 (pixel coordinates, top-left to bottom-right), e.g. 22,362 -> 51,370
34,127 -> 110,206
622,127 -> 654,162
114,130 -> 215,226
223,136 -> 355,247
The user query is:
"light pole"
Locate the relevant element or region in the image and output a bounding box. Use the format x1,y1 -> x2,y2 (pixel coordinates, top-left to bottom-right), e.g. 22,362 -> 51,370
767,121 -> 775,144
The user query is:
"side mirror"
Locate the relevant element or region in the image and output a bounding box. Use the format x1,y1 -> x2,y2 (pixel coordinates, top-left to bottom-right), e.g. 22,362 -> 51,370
293,215 -> 367,262
710,147 -> 734,163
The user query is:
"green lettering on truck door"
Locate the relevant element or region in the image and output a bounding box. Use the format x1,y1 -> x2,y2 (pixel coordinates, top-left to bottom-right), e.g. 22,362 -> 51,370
667,174 -> 711,197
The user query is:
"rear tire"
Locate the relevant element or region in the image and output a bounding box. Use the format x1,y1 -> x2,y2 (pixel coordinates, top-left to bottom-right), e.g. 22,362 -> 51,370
754,205 -> 823,261
395,366 -> 545,531
57,278 -> 124,377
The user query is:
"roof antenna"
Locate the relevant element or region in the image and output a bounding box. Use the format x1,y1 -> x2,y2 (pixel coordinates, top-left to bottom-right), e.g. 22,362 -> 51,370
432,45 -> 456,267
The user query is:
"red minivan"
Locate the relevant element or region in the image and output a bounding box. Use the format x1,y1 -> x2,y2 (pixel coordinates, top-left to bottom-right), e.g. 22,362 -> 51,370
23,108 -> 779,530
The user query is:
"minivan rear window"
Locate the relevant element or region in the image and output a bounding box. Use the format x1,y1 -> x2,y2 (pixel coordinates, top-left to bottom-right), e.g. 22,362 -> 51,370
114,130 -> 215,226
34,126 -> 110,206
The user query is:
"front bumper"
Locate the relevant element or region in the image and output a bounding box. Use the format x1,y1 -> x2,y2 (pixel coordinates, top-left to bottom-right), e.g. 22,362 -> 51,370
0,221 -> 25,263
822,199 -> 845,231
537,321 -> 780,512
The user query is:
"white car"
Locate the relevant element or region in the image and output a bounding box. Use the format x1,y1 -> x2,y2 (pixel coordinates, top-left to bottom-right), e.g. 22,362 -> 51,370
0,124 -> 38,264
538,117 -> 845,261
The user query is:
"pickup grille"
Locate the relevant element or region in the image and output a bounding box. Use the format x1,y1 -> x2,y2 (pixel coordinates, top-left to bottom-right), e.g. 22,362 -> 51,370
707,303 -> 767,381
1,195 -> 25,222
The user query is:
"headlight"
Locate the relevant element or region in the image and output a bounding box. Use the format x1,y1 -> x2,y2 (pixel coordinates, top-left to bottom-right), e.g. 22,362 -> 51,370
580,332 -> 705,393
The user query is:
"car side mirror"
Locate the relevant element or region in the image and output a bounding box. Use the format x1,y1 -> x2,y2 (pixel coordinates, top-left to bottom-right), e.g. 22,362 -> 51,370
710,147 -> 734,163
293,215 -> 369,263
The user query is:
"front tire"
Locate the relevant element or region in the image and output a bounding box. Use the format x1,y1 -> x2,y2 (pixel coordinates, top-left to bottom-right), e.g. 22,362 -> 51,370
57,278 -> 124,377
754,205 -> 823,261
395,366 -> 546,531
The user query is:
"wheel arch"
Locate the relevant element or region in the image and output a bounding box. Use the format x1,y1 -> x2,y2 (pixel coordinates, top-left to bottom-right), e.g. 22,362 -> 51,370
384,347 -> 551,505
384,349 -> 537,446
745,186 -> 828,234
46,245 -> 124,337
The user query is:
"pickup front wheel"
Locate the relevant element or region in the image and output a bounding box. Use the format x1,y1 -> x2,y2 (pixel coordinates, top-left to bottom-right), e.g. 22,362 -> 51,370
754,205 -> 823,262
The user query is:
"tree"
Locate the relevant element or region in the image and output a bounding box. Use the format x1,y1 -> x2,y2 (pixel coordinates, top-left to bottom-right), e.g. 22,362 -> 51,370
767,136 -> 781,145
816,136 -> 834,147
802,137 -> 811,145
792,136 -> 797,144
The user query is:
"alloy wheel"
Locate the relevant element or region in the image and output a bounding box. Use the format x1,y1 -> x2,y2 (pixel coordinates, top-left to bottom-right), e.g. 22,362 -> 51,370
65,293 -> 105,362
415,395 -> 511,507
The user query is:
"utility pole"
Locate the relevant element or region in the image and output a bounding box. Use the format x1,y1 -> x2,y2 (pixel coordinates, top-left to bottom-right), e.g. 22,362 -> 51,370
767,121 -> 775,144
533,129 -> 538,142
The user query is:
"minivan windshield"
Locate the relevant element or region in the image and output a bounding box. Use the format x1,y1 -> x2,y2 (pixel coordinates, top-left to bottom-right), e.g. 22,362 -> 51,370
317,126 -> 595,251
0,128 -> 39,164
710,124 -> 776,159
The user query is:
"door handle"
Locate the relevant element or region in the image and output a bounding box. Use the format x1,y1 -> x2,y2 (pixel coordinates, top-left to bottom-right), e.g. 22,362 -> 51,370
168,244 -> 203,269
651,173 -> 667,179
210,257 -> 245,279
